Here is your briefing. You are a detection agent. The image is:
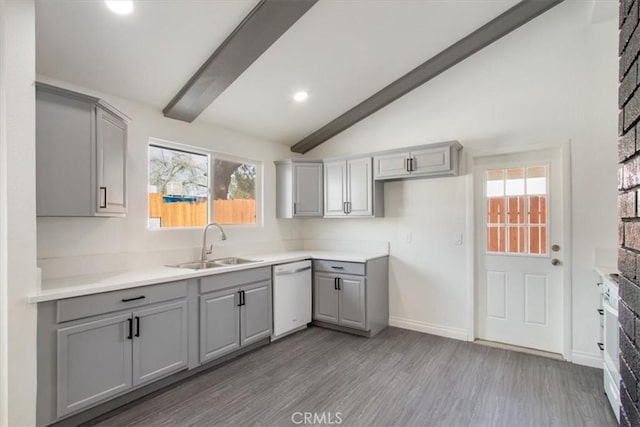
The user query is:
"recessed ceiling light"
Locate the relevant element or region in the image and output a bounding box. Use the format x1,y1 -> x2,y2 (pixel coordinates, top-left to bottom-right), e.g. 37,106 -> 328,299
293,91 -> 309,103
105,0 -> 134,15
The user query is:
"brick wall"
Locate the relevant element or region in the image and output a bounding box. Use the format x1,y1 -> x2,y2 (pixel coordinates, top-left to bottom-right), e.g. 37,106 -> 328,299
620,0 -> 640,425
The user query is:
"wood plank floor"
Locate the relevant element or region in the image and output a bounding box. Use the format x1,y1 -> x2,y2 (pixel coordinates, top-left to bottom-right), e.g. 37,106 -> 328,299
87,327 -> 617,427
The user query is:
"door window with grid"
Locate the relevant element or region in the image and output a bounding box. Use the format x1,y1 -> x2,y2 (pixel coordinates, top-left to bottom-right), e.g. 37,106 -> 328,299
486,166 -> 548,255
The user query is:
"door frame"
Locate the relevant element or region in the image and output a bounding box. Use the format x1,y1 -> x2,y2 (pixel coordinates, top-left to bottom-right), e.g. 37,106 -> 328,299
466,141 -> 572,361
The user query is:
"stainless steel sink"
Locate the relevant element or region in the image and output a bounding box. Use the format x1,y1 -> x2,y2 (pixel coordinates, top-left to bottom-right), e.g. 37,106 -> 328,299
170,260 -> 226,270
169,257 -> 261,270
212,257 -> 261,265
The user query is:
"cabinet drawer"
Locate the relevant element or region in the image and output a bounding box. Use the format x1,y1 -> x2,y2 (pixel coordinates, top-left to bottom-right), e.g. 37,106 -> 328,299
313,260 -> 365,276
200,267 -> 271,294
57,281 -> 187,323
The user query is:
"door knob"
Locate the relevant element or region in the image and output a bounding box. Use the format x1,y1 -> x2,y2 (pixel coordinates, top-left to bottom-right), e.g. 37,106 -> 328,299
551,244 -> 560,252
551,258 -> 562,266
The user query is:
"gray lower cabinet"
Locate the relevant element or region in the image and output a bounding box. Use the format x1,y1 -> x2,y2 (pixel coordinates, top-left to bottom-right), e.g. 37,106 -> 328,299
132,301 -> 188,386
200,288 -> 241,362
55,300 -> 187,418
313,258 -> 388,337
240,281 -> 272,346
314,272 -> 340,323
337,275 -> 366,329
199,272 -> 272,364
56,313 -> 132,417
313,272 -> 365,329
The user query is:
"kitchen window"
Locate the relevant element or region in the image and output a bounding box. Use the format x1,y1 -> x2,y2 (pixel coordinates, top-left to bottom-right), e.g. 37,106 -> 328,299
148,140 -> 260,229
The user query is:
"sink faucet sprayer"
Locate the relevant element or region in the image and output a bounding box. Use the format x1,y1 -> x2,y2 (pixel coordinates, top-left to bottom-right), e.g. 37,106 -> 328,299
201,223 -> 227,262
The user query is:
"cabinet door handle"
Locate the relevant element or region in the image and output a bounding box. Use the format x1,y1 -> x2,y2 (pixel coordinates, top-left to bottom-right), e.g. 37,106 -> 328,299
343,201 -> 348,214
334,277 -> 338,290
122,296 -> 145,302
242,290 -> 246,306
100,186 -> 107,209
237,290 -> 243,307
597,309 -> 604,315
347,202 -> 352,214
337,277 -> 341,291
127,318 -> 133,340
293,202 -> 297,215
597,342 -> 604,351
409,158 -> 415,172
405,158 -> 410,172
135,316 -> 140,337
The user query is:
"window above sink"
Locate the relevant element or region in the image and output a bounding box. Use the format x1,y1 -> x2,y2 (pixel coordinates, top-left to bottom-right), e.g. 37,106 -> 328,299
147,138 -> 262,230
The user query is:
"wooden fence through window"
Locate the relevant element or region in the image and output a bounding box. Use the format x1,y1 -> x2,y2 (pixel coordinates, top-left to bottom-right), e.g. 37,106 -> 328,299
148,193 -> 255,227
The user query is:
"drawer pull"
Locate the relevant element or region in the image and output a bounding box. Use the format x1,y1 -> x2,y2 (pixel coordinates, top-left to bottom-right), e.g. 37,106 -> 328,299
121,296 -> 146,303
331,266 -> 345,270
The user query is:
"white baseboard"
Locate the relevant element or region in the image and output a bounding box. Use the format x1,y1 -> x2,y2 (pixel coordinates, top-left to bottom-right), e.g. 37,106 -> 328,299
571,350 -> 603,368
388,316 -> 469,341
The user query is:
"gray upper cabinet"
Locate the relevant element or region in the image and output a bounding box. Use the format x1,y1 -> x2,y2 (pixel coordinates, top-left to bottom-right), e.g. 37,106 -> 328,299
373,141 -> 462,181
200,288 -> 241,363
132,301 -> 187,387
56,313 -> 132,418
96,108 -> 127,215
36,82 -> 130,217
275,159 -> 323,218
324,157 -> 383,218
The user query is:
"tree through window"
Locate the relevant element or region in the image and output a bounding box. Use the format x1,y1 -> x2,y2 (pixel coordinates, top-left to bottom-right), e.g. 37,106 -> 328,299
148,142 -> 258,229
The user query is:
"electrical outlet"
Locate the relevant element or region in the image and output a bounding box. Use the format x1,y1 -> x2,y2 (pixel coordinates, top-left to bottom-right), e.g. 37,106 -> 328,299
404,231 -> 412,244
453,232 -> 463,245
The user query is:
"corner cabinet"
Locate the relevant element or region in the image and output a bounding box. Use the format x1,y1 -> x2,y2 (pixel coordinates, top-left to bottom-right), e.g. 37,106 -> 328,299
312,258 -> 389,336
373,141 -> 462,181
275,159 -> 323,218
324,157 -> 384,218
36,82 -> 130,217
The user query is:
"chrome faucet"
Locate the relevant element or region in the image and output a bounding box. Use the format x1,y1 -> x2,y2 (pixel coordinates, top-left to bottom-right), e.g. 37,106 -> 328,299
201,223 -> 227,262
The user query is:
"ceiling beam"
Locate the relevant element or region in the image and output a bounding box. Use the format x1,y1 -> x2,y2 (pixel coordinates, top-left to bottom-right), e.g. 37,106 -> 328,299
290,0 -> 564,154
163,0 -> 317,122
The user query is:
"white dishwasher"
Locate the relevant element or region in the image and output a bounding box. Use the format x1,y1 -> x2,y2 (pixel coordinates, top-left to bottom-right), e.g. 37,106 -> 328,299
272,260 -> 312,341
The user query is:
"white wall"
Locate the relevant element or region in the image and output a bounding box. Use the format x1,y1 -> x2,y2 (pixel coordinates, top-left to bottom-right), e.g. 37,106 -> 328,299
1,1 -> 38,425
304,1 -> 618,363
35,77 -> 303,281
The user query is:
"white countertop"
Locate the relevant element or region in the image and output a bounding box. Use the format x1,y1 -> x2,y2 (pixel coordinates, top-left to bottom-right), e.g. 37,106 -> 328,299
594,264 -> 619,288
30,251 -> 388,303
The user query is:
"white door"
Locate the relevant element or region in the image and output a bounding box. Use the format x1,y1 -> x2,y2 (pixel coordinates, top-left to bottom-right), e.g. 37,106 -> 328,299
324,160 -> 347,217
475,147 -> 564,354
346,157 -> 373,216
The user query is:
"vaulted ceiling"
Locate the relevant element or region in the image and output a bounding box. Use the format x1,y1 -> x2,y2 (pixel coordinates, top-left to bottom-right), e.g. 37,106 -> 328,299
37,0 -> 549,148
